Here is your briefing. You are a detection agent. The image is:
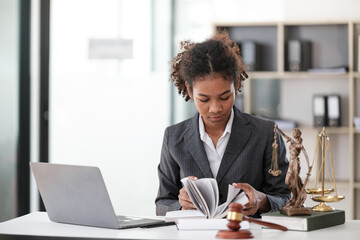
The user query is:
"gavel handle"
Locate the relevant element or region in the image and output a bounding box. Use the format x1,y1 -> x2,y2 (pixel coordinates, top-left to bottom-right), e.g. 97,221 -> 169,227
243,217 -> 288,231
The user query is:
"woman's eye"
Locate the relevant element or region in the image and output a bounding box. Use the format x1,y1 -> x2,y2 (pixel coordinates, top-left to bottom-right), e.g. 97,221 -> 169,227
199,99 -> 209,103
220,96 -> 231,101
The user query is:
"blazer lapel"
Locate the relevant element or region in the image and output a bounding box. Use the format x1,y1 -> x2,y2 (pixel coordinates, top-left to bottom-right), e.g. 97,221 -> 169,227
216,108 -> 253,184
184,113 -> 214,178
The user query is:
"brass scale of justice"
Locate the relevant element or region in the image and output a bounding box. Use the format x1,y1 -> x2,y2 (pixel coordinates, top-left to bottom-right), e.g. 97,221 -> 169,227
269,126 -> 345,212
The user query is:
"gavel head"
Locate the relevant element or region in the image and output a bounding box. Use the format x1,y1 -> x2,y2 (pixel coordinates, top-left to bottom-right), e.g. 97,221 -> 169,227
226,203 -> 244,231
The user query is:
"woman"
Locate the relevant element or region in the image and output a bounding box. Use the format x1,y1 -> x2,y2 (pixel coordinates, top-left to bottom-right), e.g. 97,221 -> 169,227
155,32 -> 290,217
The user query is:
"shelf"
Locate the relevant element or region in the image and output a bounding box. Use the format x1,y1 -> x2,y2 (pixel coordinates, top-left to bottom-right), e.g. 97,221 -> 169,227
215,22 -> 278,27
215,20 -> 359,220
248,71 -> 349,80
281,72 -> 349,79
248,72 -> 279,79
284,20 -> 351,26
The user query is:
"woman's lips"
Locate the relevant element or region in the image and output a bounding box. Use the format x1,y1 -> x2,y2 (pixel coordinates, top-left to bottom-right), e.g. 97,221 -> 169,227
209,115 -> 225,122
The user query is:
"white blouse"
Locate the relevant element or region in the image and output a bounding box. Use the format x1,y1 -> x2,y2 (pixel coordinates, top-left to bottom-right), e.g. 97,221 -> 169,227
198,109 -> 234,178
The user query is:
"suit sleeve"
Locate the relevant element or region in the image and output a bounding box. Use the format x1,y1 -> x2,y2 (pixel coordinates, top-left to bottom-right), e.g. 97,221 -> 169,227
262,129 -> 291,212
155,128 -> 182,216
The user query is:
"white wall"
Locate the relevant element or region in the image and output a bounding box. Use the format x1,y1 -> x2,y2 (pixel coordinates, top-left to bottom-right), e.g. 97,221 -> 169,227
283,0 -> 360,20
0,0 -> 19,221
48,0 -> 170,216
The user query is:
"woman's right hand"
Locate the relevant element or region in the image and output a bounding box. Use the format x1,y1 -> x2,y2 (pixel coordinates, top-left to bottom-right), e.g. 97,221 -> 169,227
178,176 -> 198,210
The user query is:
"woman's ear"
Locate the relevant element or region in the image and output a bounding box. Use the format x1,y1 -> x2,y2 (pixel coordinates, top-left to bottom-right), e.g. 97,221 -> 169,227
185,82 -> 193,99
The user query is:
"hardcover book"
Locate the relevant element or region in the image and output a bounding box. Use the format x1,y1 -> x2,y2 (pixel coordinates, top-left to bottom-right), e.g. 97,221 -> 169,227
261,209 -> 345,231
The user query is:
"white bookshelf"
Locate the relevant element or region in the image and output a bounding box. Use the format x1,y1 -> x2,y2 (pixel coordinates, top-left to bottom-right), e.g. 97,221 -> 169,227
215,20 -> 360,219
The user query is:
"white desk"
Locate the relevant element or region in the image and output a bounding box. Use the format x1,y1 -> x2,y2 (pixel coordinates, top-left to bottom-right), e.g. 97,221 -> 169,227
0,212 -> 359,240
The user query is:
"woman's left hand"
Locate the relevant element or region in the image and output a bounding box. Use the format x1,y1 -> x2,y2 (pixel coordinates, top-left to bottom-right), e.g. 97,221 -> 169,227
232,183 -> 271,216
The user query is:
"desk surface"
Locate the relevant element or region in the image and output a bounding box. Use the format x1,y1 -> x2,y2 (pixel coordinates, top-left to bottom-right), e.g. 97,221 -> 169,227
0,212 -> 359,240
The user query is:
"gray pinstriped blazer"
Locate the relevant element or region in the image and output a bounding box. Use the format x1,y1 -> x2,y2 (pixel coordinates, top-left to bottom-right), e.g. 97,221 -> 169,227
155,106 -> 290,216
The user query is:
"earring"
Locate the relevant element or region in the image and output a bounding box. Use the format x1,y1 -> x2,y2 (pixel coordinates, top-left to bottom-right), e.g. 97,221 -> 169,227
240,71 -> 249,81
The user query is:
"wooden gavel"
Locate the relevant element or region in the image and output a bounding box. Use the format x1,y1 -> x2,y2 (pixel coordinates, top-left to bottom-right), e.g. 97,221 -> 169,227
216,203 -> 287,239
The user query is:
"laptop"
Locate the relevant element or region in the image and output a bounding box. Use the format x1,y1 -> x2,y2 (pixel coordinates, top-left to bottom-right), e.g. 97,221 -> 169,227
30,162 -> 167,229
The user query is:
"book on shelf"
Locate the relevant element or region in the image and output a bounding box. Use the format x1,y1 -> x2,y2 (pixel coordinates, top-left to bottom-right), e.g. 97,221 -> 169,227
165,178 -> 248,223
307,66 -> 348,74
261,209 -> 345,231
175,218 -> 250,230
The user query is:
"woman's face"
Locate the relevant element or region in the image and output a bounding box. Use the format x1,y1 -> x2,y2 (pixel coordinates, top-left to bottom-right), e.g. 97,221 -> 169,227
187,73 -> 238,130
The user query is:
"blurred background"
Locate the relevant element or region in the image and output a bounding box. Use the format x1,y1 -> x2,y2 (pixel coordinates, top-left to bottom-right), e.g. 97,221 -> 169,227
1,0 -> 360,222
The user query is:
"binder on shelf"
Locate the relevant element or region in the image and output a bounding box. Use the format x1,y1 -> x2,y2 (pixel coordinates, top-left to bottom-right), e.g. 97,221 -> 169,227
354,117 -> 360,132
240,41 -> 258,71
313,95 -> 328,127
327,95 -> 341,127
358,35 -> 360,72
286,40 -> 312,71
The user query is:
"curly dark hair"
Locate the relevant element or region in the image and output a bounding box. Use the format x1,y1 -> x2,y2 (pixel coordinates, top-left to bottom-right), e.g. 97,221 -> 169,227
170,31 -> 248,102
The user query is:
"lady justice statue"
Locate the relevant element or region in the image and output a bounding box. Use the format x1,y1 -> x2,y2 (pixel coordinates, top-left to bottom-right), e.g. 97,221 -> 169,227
270,124 -> 313,216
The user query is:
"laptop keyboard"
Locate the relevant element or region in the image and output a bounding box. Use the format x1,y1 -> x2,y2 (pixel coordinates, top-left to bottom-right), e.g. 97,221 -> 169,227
116,215 -> 164,228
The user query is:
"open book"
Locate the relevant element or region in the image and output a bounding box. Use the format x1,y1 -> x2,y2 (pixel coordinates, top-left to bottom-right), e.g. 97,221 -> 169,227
165,178 -> 248,222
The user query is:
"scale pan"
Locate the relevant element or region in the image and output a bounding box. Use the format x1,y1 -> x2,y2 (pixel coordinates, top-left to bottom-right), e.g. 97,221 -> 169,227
311,195 -> 345,202
306,188 -> 334,194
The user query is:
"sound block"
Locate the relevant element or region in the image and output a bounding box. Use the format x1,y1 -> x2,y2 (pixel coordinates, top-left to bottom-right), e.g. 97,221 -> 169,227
216,230 -> 253,239
280,206 -> 311,216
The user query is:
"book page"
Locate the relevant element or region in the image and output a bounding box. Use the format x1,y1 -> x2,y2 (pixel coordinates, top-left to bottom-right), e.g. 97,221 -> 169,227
181,178 -> 202,213
181,178 -> 209,217
193,178 -> 218,218
210,179 -> 219,217
232,191 -> 249,206
215,185 -> 240,217
217,191 -> 249,218
188,179 -> 210,217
